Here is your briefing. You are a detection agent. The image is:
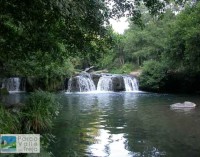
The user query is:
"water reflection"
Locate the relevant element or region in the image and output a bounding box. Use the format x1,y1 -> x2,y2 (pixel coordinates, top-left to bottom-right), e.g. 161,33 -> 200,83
51,92 -> 200,157
170,107 -> 196,113
87,130 -> 132,157
0,93 -> 26,105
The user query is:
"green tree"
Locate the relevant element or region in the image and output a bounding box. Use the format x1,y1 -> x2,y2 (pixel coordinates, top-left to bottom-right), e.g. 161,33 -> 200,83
137,1 -> 200,92
139,60 -> 168,91
0,0 -> 109,77
0,0 -> 193,79
166,2 -> 200,73
123,9 -> 175,66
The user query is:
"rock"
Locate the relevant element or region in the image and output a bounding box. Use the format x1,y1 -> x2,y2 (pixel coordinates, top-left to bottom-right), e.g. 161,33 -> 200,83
183,101 -> 196,107
170,103 -> 182,108
91,74 -> 101,87
170,101 -> 196,108
112,76 -> 125,92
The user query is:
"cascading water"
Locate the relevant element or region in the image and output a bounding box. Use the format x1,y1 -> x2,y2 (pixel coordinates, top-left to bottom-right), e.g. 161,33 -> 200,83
97,76 -> 113,91
1,77 -> 26,92
123,76 -> 139,91
67,73 -> 96,92
78,75 -> 96,92
67,78 -> 73,92
66,72 -> 139,93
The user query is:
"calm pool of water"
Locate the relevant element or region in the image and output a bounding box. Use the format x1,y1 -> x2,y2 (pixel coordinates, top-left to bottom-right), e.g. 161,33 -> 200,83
49,92 -> 200,157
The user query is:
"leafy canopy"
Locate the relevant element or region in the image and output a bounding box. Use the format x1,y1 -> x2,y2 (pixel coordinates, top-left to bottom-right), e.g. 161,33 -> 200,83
0,0 -> 192,78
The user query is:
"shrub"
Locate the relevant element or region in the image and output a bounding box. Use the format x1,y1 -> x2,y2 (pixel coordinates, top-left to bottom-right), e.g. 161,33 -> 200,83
22,90 -> 61,133
139,60 -> 168,91
110,63 -> 137,74
0,103 -> 21,133
0,91 -> 61,156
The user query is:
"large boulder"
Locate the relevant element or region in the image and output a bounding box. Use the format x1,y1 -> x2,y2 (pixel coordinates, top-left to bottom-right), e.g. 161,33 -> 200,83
170,101 -> 196,108
112,76 -> 125,92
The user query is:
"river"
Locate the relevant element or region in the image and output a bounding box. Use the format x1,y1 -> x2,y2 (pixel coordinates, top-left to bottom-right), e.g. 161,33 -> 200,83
1,92 -> 200,156
48,92 -> 200,157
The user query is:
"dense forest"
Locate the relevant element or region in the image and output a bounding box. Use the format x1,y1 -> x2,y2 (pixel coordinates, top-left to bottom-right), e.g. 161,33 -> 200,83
0,0 -> 200,92
97,0 -> 200,93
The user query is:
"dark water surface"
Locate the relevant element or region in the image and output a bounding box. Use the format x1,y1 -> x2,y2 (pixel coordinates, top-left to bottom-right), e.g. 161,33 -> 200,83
50,92 -> 200,157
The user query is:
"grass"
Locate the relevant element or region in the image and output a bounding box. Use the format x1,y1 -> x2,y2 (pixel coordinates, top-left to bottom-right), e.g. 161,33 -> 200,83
0,90 -> 62,157
22,90 -> 61,133
0,104 -> 21,134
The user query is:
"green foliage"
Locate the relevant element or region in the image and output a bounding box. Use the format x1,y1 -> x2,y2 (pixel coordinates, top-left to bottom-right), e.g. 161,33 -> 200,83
0,0 -> 110,77
99,1 -> 200,92
97,50 -> 115,68
111,63 -> 137,74
123,9 -> 175,66
166,2 -> 200,72
0,0 -> 197,92
0,0 -> 190,78
116,3 -> 200,92
98,10 -> 176,77
139,60 -> 168,91
21,90 -> 61,154
0,104 -> 21,133
0,91 -> 62,156
97,33 -> 138,74
22,90 -> 60,133
109,0 -> 188,25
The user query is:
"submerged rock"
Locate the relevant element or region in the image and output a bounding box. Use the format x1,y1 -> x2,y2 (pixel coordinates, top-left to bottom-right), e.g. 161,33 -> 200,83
170,101 -> 196,108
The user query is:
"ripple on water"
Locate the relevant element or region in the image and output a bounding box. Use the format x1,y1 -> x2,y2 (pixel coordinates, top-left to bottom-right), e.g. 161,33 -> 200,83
50,92 -> 200,157
87,129 -> 133,157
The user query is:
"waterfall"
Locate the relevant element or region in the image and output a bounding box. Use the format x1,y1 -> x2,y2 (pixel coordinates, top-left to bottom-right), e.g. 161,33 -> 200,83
123,76 -> 139,91
1,77 -> 26,92
78,75 -> 96,92
97,76 -> 113,91
66,72 -> 139,93
67,78 -> 73,92
67,73 -> 96,92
